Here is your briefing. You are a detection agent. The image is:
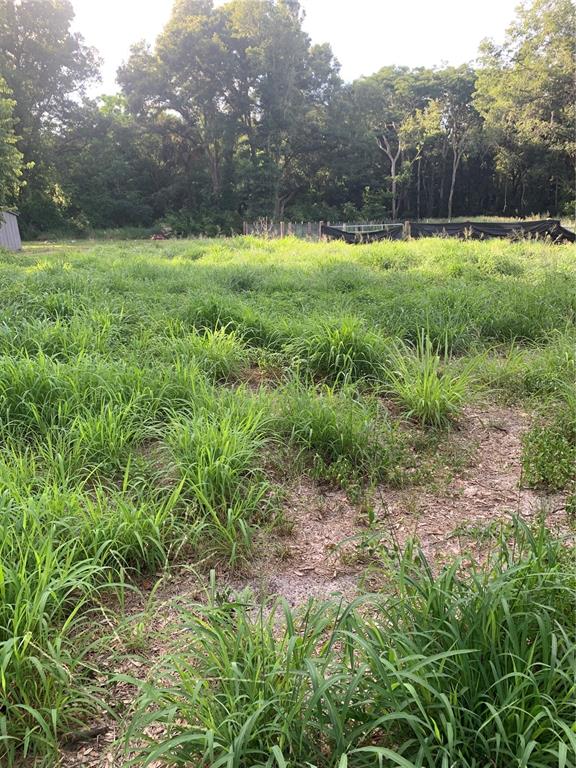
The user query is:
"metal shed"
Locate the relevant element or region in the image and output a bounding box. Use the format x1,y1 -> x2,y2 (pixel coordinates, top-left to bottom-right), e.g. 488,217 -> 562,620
0,211 -> 22,251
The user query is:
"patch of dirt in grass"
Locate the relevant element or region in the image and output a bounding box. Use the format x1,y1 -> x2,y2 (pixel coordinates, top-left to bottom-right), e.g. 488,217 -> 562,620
229,476 -> 362,605
375,404 -> 569,565
235,363 -> 285,391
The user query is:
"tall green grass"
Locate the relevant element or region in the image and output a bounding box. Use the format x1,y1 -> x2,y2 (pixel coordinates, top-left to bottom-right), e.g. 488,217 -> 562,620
0,477 -> 187,763
0,237 -> 573,763
129,518 -> 576,768
167,395 -> 273,564
271,382 -> 407,487
383,332 -> 478,427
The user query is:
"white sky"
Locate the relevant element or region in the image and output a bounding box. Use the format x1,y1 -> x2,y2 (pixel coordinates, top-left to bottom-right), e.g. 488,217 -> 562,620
71,0 -> 522,95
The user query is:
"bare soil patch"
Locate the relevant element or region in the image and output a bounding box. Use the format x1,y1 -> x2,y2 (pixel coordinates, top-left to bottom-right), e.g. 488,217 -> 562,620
377,404 -> 568,564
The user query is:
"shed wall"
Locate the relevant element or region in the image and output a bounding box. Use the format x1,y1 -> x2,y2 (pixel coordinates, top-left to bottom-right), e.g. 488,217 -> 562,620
0,212 -> 22,251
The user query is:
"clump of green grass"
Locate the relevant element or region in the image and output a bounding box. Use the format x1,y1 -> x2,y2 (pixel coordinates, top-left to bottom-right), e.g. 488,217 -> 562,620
128,517 -> 576,768
522,424 -> 575,490
167,396 -> 273,563
354,519 -> 576,767
0,535 -> 103,766
272,382 -> 406,487
384,331 -> 477,427
286,316 -> 388,384
145,326 -> 251,382
479,330 -> 576,403
522,386 -> 576,490
186,296 -> 287,349
177,327 -> 250,381
127,593 -> 338,768
0,465 -> 188,764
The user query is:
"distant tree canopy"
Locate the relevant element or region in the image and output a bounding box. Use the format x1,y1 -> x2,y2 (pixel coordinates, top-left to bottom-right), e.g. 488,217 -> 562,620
0,0 -> 574,236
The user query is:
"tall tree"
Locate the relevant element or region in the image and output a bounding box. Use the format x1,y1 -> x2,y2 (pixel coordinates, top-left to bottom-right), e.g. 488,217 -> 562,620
0,76 -> 23,210
435,67 -> 479,220
119,0 -> 340,220
475,0 -> 575,214
0,0 -> 99,230
352,67 -> 437,220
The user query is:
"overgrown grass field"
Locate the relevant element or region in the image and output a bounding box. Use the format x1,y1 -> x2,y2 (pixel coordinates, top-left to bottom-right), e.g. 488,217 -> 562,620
0,236 -> 574,766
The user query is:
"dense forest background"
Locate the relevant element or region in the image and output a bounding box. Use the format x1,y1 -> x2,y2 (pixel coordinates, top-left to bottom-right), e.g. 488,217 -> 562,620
0,0 -> 574,237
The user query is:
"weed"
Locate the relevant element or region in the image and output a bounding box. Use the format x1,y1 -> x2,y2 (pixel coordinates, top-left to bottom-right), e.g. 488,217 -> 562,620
286,316 -> 388,384
272,382 -> 406,487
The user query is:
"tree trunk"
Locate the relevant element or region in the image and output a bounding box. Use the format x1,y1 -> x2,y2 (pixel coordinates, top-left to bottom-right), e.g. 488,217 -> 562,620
207,144 -> 221,198
390,156 -> 397,220
416,157 -> 422,220
376,132 -> 402,221
554,177 -> 559,214
447,149 -> 461,221
520,179 -> 527,214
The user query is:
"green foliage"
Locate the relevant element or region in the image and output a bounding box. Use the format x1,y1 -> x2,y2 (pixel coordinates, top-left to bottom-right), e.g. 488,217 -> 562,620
2,0 -> 574,234
476,0 -> 575,210
129,518 -> 576,768
0,76 -> 22,208
522,425 -> 575,490
286,316 -> 388,384
150,326 -> 251,382
522,388 -> 576,490
0,0 -> 99,234
0,476 -> 185,764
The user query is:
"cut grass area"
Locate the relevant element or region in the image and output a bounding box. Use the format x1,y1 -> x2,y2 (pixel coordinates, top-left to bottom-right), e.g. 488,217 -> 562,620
0,236 -> 574,765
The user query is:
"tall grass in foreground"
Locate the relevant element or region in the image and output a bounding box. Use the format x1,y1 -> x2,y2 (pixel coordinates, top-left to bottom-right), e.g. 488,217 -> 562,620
129,518 -> 575,768
167,395 -> 274,564
0,471 -> 187,765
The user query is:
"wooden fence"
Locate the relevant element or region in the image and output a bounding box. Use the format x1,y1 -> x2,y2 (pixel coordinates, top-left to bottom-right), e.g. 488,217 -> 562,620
242,220 -> 391,240
242,219 -> 322,239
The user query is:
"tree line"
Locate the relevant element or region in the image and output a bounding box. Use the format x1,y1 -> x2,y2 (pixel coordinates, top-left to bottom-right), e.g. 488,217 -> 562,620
0,0 -> 574,237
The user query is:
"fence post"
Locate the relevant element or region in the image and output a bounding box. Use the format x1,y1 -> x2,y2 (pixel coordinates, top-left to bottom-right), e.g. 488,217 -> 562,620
404,221 -> 411,240
280,220 -> 285,238
318,221 -> 324,240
